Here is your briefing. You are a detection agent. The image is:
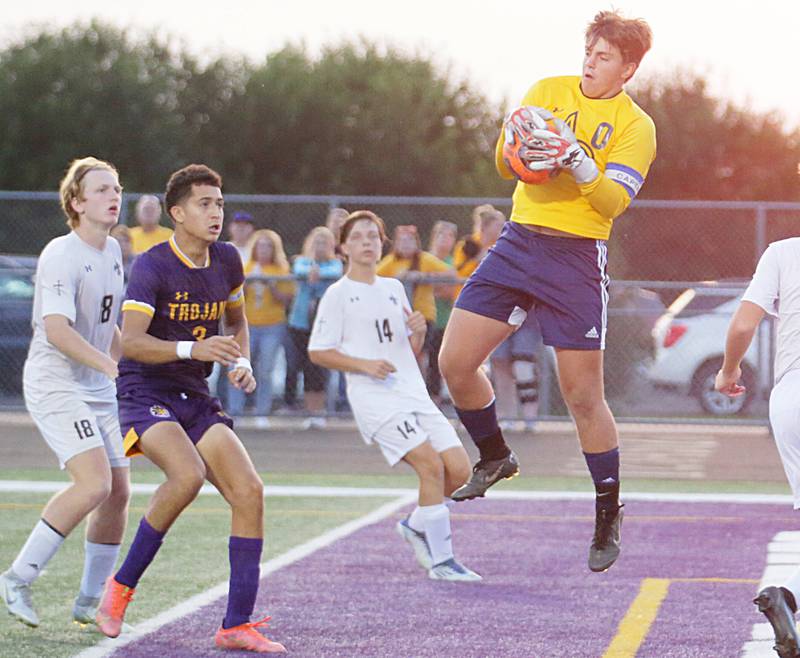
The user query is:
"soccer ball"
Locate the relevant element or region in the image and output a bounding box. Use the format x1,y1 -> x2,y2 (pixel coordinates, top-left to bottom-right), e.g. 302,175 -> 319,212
502,107 -> 560,185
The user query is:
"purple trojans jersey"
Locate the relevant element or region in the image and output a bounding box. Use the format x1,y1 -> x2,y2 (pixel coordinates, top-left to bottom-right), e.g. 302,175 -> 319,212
117,236 -> 245,395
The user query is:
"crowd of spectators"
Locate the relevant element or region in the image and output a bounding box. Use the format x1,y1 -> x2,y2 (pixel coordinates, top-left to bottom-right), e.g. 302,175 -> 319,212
122,202 -> 545,427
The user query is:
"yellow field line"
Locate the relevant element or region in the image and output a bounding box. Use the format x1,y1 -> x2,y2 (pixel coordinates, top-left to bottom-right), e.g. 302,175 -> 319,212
602,576 -> 758,657
603,578 -> 671,658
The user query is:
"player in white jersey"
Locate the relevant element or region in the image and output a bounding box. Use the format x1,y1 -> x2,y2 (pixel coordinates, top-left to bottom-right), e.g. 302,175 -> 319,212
716,237 -> 800,657
0,158 -> 130,629
309,210 -> 481,582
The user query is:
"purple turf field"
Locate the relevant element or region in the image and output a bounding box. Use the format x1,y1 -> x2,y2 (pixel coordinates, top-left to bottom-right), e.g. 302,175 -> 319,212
102,498 -> 793,658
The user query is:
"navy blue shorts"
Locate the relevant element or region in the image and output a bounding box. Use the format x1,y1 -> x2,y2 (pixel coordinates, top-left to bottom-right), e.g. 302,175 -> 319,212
119,389 -> 234,457
455,222 -> 609,350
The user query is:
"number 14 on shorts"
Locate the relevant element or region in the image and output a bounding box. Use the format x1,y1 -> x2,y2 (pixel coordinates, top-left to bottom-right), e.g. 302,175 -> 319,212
396,420 -> 417,440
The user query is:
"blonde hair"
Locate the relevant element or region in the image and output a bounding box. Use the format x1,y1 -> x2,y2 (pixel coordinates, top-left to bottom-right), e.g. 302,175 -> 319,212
470,204 -> 496,232
59,157 -> 118,229
248,229 -> 289,270
302,226 -> 337,260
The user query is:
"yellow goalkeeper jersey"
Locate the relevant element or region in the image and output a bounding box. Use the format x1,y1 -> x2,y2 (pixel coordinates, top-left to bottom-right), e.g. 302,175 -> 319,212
495,76 -> 656,240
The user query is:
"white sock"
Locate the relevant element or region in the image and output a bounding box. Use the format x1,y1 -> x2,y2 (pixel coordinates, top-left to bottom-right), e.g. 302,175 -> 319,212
416,504 -> 453,566
79,541 -> 121,600
784,567 -> 800,610
407,506 -> 425,533
11,520 -> 65,584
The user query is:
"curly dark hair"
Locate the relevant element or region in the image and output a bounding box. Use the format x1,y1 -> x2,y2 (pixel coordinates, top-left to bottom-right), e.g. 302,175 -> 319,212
164,164 -> 222,221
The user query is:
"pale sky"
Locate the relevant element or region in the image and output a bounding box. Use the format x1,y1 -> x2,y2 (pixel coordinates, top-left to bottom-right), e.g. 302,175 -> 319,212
4,0 -> 798,129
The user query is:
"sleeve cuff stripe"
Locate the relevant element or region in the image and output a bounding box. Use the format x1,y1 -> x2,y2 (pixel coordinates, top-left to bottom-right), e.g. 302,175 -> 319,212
122,301 -> 155,317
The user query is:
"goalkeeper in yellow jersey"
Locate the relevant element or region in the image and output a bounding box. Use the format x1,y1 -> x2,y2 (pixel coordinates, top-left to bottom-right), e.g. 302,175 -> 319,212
439,10 -> 656,573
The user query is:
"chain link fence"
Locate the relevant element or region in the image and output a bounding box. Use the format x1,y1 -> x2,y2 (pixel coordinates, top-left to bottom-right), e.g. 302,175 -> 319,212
2,191 -> 798,424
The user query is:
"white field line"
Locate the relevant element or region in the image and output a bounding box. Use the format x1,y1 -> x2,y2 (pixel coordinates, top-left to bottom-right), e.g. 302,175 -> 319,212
74,491 -> 417,658
740,534 -> 800,657
0,480 -> 794,505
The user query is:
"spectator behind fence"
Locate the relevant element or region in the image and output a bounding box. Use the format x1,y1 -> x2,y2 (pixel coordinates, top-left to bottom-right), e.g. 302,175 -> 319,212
377,225 -> 453,395
326,207 -> 349,257
285,226 -> 343,428
129,194 -> 172,255
109,224 -> 135,286
228,211 -> 256,263
227,230 -> 295,427
453,204 -> 505,281
490,312 -> 544,431
427,220 -> 459,403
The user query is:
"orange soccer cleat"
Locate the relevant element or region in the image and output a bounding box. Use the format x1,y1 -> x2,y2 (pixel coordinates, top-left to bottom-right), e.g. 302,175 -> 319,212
215,615 -> 287,653
95,577 -> 135,638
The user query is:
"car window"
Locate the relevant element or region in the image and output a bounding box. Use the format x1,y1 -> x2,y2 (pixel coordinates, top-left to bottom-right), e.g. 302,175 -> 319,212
0,270 -> 35,300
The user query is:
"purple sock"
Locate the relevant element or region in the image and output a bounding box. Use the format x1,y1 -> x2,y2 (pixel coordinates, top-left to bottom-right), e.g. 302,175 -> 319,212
223,536 -> 263,629
115,517 -> 165,589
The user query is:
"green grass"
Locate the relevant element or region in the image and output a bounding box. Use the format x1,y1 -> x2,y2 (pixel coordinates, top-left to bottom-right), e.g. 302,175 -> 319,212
0,468 -> 792,496
0,491 -> 395,658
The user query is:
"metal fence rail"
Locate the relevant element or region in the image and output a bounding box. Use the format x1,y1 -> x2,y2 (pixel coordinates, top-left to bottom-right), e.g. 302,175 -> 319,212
1,193 -> 798,425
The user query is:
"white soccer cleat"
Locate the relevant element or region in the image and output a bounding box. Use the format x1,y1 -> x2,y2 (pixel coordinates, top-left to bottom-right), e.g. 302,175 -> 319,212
1,570 -> 39,627
428,558 -> 483,582
395,519 -> 433,570
72,594 -> 100,626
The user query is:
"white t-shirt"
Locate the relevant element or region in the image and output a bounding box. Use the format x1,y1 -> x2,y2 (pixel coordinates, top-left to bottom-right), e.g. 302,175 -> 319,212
308,275 -> 440,439
742,237 -> 800,385
24,232 -> 124,402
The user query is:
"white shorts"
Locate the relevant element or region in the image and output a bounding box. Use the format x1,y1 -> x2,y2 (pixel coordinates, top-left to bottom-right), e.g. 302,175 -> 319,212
25,389 -> 129,470
369,411 -> 463,466
769,370 -> 800,508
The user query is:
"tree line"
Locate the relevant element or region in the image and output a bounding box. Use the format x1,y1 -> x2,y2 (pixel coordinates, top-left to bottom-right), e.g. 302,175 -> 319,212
0,20 -> 798,202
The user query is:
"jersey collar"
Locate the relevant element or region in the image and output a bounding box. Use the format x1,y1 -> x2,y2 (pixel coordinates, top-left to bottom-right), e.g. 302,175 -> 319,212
168,235 -> 210,269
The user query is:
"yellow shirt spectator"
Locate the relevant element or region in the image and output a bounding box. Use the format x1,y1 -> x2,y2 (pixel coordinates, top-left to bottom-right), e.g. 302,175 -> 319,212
243,262 -> 294,326
129,225 -> 173,255
377,251 -> 452,323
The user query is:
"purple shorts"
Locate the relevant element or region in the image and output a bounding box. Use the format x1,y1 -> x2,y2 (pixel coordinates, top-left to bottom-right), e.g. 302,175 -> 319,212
118,389 -> 234,457
455,222 -> 609,350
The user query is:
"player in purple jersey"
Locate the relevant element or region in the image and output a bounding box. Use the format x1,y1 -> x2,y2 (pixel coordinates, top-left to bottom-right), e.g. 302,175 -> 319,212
95,165 -> 286,653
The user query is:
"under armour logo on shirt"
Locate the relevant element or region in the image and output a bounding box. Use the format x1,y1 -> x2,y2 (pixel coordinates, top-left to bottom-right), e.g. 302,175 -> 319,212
84,264 -> 92,272
114,261 -> 122,275
389,295 -> 398,305
350,296 -> 360,302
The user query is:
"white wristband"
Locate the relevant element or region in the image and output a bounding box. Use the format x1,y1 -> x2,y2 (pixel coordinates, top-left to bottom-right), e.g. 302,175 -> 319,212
232,357 -> 252,373
176,341 -> 194,360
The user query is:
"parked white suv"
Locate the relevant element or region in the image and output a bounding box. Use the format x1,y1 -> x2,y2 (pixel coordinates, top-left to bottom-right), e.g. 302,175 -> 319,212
647,287 -> 773,416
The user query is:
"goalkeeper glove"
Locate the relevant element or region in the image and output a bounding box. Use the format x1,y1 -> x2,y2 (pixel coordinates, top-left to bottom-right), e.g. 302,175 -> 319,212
529,120 -> 599,184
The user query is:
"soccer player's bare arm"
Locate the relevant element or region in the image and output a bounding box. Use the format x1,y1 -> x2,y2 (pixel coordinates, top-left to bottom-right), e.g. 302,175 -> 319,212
222,302 -> 256,393
43,313 -> 118,380
308,348 -> 396,380
405,308 -> 427,356
716,301 -> 766,395
120,307 -> 241,365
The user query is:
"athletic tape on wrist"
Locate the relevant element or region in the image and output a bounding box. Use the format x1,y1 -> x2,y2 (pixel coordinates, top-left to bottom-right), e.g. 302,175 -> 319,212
176,341 -> 194,360
232,357 -> 252,372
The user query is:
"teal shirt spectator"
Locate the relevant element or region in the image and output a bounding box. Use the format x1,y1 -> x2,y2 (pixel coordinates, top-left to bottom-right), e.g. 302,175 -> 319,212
434,254 -> 454,330
288,257 -> 343,331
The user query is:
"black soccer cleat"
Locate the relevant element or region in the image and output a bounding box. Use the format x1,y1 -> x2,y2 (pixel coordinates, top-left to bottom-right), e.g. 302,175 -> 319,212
588,504 -> 624,572
754,586 -> 800,658
450,451 -> 520,501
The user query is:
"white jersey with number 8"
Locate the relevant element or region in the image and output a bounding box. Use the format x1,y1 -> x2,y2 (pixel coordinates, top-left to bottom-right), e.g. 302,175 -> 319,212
24,232 -> 124,402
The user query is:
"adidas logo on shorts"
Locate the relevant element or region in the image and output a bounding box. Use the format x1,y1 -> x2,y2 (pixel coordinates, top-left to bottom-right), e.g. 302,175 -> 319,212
584,326 -> 599,339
